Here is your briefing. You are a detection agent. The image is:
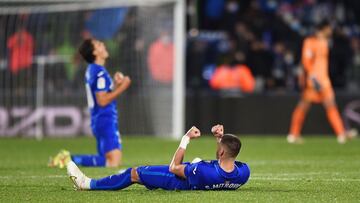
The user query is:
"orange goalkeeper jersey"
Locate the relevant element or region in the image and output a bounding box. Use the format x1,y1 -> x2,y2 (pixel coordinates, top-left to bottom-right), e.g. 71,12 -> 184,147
302,36 -> 331,89
301,36 -> 334,102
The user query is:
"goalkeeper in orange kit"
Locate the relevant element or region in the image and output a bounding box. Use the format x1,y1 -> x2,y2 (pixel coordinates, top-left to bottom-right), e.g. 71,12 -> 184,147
287,21 -> 355,144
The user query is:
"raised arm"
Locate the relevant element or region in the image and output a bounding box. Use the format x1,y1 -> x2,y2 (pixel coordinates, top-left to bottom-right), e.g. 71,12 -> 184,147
169,126 -> 201,178
211,124 -> 224,143
96,72 -> 131,107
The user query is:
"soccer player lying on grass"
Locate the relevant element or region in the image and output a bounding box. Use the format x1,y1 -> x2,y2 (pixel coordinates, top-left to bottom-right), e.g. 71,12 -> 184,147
66,125 -> 250,191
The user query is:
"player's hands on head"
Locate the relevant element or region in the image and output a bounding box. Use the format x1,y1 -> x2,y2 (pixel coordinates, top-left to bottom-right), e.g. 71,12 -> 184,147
185,126 -> 201,139
211,124 -> 224,138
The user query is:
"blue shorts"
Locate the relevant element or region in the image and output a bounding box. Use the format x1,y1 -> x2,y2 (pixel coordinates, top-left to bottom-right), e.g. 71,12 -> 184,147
136,165 -> 190,190
92,119 -> 122,156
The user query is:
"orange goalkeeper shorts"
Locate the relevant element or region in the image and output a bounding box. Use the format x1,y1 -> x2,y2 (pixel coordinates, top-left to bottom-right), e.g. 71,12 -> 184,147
302,86 -> 334,103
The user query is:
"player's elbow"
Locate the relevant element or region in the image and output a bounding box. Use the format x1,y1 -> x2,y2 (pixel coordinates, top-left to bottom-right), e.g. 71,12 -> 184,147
97,99 -> 109,107
169,165 -> 177,174
169,164 -> 186,178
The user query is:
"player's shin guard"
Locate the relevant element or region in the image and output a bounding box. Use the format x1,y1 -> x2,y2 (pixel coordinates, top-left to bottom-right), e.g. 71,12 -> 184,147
90,168 -> 133,190
71,155 -> 106,167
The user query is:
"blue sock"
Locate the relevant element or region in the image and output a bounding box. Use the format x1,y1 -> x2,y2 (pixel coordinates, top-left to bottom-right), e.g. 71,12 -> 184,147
71,155 -> 106,167
90,168 -> 133,190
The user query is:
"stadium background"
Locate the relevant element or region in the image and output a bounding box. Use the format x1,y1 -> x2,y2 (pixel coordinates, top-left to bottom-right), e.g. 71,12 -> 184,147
0,0 -> 360,138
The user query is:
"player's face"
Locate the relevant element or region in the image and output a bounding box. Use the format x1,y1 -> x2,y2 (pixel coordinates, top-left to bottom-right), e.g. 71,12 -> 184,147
92,40 -> 109,60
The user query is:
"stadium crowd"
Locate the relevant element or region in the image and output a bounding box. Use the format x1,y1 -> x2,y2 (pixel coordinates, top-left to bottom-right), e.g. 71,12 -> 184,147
186,0 -> 360,94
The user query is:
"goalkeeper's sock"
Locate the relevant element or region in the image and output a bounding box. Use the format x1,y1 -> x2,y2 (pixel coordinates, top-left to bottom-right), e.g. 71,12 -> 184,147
326,105 -> 345,136
289,105 -> 306,136
90,168 -> 133,190
71,155 -> 106,167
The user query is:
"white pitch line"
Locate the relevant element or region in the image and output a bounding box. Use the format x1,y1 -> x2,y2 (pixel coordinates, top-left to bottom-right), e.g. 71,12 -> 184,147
0,175 -> 66,179
248,160 -> 360,165
250,177 -> 360,182
254,172 -> 360,176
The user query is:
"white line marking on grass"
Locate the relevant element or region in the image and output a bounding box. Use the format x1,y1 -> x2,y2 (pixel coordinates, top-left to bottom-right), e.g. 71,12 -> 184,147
251,177 -> 360,182
254,172 -> 360,176
0,175 -> 66,179
249,160 -> 360,165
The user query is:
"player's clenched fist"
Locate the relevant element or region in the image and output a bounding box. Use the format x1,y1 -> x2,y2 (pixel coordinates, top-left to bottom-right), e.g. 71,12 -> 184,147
211,124 -> 224,138
121,76 -> 131,88
114,72 -> 124,84
185,126 -> 201,139
114,72 -> 131,88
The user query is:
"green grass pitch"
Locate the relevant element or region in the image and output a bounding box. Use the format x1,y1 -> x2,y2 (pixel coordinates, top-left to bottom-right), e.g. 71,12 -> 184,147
0,136 -> 360,202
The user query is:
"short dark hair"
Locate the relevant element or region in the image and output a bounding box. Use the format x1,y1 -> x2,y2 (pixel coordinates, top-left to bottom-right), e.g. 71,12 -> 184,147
79,39 -> 95,63
316,20 -> 331,31
220,134 -> 241,158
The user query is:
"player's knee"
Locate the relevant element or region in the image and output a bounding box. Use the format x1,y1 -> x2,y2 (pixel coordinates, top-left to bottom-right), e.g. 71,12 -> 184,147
298,100 -> 311,112
106,158 -> 121,167
131,167 -> 140,183
105,150 -> 122,167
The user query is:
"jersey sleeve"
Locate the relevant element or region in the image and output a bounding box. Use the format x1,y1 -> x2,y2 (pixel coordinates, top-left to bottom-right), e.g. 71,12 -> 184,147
184,162 -> 203,186
235,161 -> 251,184
93,71 -> 112,92
184,163 -> 196,178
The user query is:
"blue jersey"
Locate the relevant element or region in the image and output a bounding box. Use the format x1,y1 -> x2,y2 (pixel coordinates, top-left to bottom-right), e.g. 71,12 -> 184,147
136,160 -> 250,191
184,160 -> 250,190
85,63 -> 118,126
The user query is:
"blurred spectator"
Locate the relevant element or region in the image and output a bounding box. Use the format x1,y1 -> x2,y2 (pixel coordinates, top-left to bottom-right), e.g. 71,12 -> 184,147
210,64 -> 255,93
84,8 -> 128,40
186,39 -> 208,87
272,41 -> 297,90
222,0 -> 241,32
203,0 -> 225,29
147,31 -> 174,84
233,22 -> 254,54
7,27 -> 34,74
56,39 -> 76,82
247,40 -> 273,90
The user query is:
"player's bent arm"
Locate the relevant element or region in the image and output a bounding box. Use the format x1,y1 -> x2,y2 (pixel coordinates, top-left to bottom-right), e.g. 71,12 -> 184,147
96,77 -> 131,107
169,146 -> 187,178
169,126 -> 201,178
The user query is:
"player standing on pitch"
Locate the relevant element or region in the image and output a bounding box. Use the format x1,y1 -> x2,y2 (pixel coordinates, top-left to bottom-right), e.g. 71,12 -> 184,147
287,21 -> 355,144
49,39 -> 131,168
66,125 -> 250,191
